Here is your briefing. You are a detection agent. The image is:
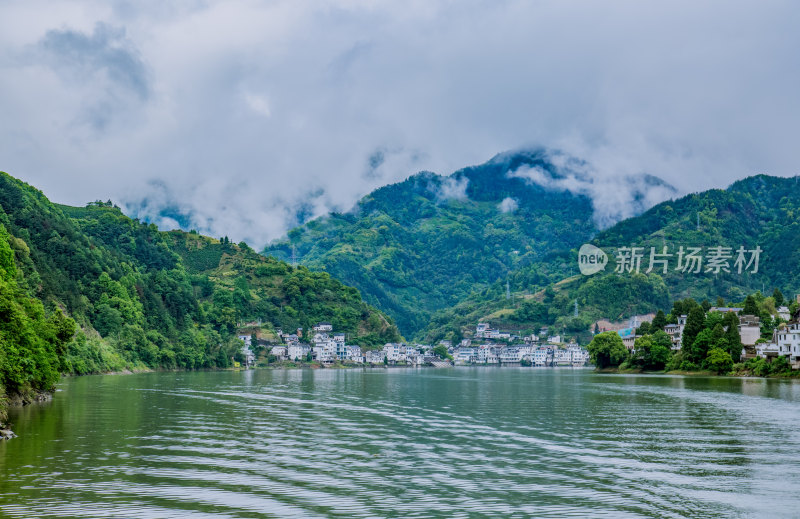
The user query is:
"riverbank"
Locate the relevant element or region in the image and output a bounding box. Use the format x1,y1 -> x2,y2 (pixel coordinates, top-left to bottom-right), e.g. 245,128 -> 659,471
594,366 -> 800,378
0,387 -> 53,440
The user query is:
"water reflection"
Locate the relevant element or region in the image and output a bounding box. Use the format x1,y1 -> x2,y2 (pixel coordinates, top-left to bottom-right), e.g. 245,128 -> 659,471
2,369 -> 800,518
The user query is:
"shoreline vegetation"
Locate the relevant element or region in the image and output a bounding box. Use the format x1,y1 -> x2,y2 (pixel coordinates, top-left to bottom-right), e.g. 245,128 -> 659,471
587,290 -> 800,378
0,172 -> 400,439
2,171 -> 800,440
596,366 -> 800,378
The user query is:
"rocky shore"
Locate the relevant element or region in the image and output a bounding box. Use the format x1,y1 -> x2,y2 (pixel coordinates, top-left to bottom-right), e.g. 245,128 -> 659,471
0,389 -> 52,440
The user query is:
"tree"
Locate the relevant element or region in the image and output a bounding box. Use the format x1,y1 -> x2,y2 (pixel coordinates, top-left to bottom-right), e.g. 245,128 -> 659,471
716,296 -> 725,307
433,344 -> 450,360
651,310 -> 667,331
688,328 -> 714,365
701,299 -> 711,312
682,306 -> 706,354
649,330 -> 673,370
587,331 -> 628,369
742,295 -> 759,316
631,331 -> 673,371
723,311 -> 742,362
710,323 -> 727,348
704,347 -> 733,374
636,321 -> 651,335
773,288 -> 785,307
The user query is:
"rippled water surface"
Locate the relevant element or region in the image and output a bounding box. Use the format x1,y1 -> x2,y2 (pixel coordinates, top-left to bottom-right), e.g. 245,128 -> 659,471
3,368 -> 800,518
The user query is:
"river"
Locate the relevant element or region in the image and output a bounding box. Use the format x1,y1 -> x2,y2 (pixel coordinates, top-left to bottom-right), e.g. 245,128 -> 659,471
2,368 -> 800,518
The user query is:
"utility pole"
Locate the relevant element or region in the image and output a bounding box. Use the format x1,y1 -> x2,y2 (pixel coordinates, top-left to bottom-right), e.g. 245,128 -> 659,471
291,245 -> 298,267
506,280 -> 510,300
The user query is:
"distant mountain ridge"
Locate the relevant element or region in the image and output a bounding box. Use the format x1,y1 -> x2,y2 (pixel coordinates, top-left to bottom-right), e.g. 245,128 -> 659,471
264,148 -> 677,336
417,174 -> 800,343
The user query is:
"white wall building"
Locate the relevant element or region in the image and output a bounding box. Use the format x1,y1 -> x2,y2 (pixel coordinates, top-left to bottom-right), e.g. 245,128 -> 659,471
383,343 -> 406,363
758,322 -> 800,368
499,347 -> 523,363
739,315 -> 762,349
287,343 -> 311,361
313,322 -> 333,332
365,350 -> 385,364
533,348 -> 551,366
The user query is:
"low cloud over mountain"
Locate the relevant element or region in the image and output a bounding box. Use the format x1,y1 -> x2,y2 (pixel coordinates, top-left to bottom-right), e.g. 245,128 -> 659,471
1,1 -> 799,247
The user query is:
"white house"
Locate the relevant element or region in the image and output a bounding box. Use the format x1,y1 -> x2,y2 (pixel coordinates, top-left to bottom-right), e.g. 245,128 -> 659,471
664,314 -> 687,350
270,345 -> 287,359
455,347 -> 476,364
553,349 -> 572,366
313,322 -> 333,332
567,345 -> 590,366
759,322 -> 800,368
778,306 -> 792,321
314,341 -> 336,363
365,350 -> 385,364
241,344 -> 255,367
287,343 -> 311,361
383,343 -> 406,363
533,348 -> 551,367
739,315 -> 762,351
499,347 -> 523,364
407,352 -> 425,366
476,323 -> 490,337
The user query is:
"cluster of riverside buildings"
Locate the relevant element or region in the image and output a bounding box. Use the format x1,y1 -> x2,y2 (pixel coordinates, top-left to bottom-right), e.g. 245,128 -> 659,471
452,323 -> 589,366
598,296 -> 800,369
239,322 -> 590,367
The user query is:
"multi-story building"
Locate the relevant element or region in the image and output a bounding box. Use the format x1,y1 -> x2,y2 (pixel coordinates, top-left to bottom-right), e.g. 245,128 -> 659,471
287,343 -> 311,361
664,314 -> 687,350
365,350 -> 385,364
313,322 -> 333,332
532,347 -> 551,366
758,321 -> 800,369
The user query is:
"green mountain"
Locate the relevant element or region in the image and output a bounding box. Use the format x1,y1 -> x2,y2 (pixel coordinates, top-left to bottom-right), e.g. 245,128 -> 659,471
264,149 -> 674,336
0,172 -> 400,420
418,174 -> 800,343
264,148 -> 798,344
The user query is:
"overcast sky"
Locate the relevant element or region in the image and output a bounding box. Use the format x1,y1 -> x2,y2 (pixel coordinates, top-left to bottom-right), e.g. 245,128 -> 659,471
1,0 -> 799,248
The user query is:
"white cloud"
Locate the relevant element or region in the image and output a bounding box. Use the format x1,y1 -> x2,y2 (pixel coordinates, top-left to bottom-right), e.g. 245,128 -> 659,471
0,0 -> 798,247
498,197 -> 518,213
243,92 -> 271,118
435,176 -> 469,201
508,151 -> 678,228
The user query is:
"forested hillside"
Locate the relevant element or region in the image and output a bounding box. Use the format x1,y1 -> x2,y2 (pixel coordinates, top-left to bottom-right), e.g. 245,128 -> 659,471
419,175 -> 800,343
265,150 -> 672,335
0,172 -> 400,420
